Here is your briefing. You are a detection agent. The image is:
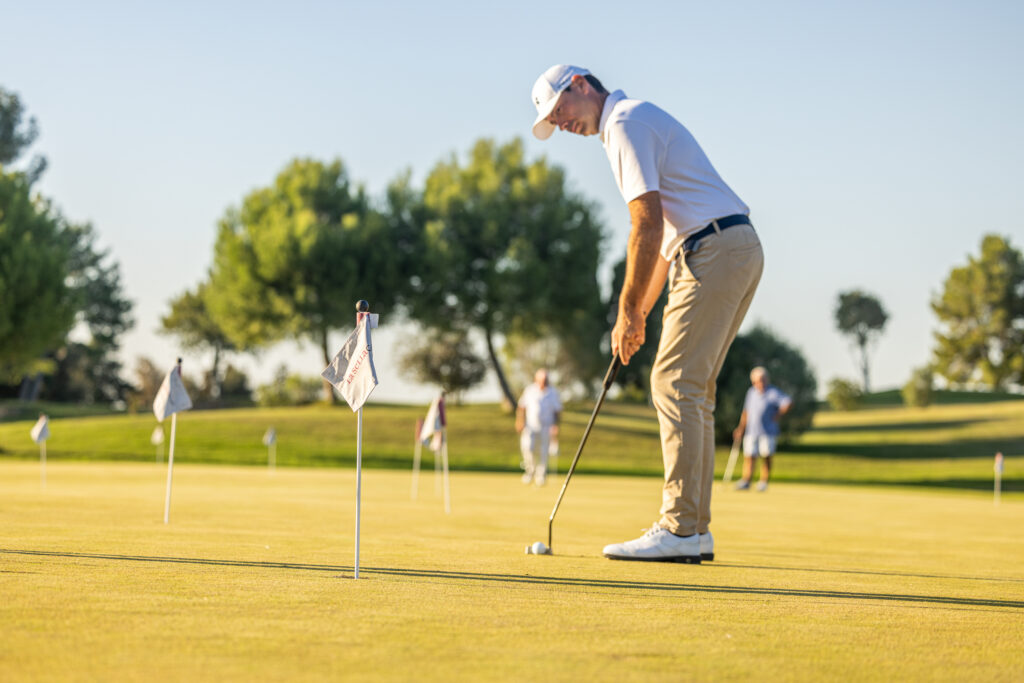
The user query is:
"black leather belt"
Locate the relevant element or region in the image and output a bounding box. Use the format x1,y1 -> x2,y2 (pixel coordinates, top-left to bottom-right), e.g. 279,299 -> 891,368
681,214 -> 752,254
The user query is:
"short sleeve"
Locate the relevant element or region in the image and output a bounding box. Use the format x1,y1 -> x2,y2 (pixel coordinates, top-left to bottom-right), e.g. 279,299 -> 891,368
607,119 -> 663,203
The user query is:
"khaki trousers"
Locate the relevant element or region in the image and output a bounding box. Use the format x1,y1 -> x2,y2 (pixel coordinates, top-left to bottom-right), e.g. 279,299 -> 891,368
651,223 -> 763,536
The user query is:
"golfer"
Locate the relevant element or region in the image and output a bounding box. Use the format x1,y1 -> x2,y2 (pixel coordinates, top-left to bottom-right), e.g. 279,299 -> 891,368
733,367 -> 792,492
531,65 -> 763,562
516,368 -> 562,486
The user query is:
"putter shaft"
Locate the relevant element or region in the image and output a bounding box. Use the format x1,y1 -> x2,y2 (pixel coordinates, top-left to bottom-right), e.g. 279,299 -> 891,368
547,355 -> 621,551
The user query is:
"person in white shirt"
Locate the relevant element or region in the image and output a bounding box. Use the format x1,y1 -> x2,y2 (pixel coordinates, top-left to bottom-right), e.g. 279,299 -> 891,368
531,65 -> 764,563
516,368 -> 562,486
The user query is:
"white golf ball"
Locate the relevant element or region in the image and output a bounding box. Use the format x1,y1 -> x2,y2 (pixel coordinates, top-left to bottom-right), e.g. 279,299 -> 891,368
530,541 -> 548,555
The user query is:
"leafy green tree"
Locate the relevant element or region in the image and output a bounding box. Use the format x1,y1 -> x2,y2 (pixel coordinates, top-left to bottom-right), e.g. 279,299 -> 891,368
206,158 -> 398,402
255,365 -> 323,407
404,138 -> 606,407
41,222 -> 134,403
715,324 -> 818,443
0,87 -> 46,183
398,328 -> 487,402
160,282 -> 237,398
0,174 -> 77,382
1,88 -> 131,400
901,365 -> 934,408
931,234 -> 1024,391
834,290 -> 889,393
826,378 -> 862,411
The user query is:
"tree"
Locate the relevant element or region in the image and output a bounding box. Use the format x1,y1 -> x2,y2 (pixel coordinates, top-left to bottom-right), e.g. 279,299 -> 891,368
901,365 -> 934,408
931,234 -> 1024,391
40,222 -> 135,403
206,158 -> 398,402
0,87 -> 46,183
160,282 -> 237,398
0,173 -> 77,382
1,87 -> 132,400
398,328 -> 487,402
404,138 -> 606,408
826,378 -> 862,411
834,290 -> 888,393
714,324 -> 817,443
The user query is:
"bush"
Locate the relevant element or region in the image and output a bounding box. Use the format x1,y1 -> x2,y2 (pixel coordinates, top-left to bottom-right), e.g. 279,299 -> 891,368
826,378 -> 862,411
901,366 -> 934,408
255,366 -> 323,407
715,324 -> 818,443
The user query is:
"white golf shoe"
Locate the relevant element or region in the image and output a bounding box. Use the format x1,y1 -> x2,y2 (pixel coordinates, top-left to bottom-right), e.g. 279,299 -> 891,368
699,531 -> 714,561
602,525 -> 701,563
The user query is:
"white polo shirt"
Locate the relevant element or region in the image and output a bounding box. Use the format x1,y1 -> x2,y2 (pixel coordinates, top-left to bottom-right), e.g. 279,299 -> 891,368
518,384 -> 562,431
599,90 -> 749,260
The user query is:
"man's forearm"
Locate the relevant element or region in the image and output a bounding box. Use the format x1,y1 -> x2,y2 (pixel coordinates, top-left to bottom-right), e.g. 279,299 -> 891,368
621,191 -> 664,314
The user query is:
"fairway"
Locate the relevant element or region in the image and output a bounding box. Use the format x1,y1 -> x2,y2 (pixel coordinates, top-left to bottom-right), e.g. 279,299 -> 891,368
1,462 -> 1021,681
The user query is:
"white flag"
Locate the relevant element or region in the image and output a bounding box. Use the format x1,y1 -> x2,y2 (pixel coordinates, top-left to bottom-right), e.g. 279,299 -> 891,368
263,427 -> 277,446
322,315 -> 379,412
150,426 -> 165,445
153,365 -> 193,422
30,415 -> 50,444
419,394 -> 447,440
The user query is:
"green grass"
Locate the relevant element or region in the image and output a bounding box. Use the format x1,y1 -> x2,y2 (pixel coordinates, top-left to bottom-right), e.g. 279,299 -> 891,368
0,462 -> 1021,680
0,398 -> 1021,493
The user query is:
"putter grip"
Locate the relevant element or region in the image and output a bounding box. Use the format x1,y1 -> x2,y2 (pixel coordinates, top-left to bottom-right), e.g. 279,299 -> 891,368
603,355 -> 622,389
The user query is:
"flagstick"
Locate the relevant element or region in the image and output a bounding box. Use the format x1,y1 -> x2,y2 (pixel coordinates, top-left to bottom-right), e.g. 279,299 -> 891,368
355,407 -> 363,579
434,438 -> 442,496
441,428 -> 451,515
40,441 -> 46,490
269,442 -> 276,471
411,420 -> 422,501
164,413 -> 177,524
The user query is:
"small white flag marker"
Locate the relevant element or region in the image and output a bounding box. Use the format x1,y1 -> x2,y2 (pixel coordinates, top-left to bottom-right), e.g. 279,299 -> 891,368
413,394 -> 450,513
321,301 -> 380,579
30,414 -> 49,489
151,425 -> 165,463
263,427 -> 277,470
155,359 -> 192,524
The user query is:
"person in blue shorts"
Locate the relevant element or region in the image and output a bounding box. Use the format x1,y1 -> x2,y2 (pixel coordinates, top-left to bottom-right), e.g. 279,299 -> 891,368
732,366 -> 791,491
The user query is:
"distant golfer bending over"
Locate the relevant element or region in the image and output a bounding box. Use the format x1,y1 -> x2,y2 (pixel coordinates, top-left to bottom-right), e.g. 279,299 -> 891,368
531,65 -> 764,562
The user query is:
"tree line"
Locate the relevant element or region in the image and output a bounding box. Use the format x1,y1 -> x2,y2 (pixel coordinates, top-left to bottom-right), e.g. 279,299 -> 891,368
3,84 -> 1020,430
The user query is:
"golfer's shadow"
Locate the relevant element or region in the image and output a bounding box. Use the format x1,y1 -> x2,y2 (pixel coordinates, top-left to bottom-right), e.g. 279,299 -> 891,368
4,548 -> 1021,611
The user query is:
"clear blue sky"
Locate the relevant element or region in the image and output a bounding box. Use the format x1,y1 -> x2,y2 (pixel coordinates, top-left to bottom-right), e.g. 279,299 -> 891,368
3,1 -> 1023,402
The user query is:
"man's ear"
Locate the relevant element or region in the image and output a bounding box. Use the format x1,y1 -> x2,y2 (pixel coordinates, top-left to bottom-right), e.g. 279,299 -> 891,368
570,74 -> 588,91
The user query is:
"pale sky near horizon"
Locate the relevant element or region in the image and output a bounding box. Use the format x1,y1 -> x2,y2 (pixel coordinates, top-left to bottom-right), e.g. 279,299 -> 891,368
3,1 -> 1023,404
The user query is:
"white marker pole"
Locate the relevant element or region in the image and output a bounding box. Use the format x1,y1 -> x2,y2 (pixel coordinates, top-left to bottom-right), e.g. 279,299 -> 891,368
269,442 -> 276,471
441,427 -> 451,515
722,437 -> 741,485
411,420 -> 422,501
354,406 -> 363,579
994,452 -> 1003,506
40,441 -> 46,490
164,413 -> 177,524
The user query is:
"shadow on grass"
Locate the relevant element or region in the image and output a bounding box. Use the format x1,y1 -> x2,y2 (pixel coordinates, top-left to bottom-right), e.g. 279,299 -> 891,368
772,477 -> 1022,493
787,438 -> 1023,460
3,549 -> 1022,610
809,419 -> 990,434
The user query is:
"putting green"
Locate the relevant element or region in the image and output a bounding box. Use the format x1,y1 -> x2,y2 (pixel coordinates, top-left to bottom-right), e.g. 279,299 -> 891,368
1,462 -> 1021,680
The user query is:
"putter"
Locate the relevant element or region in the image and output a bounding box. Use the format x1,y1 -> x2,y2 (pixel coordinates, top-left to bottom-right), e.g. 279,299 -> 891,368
536,354 -> 621,555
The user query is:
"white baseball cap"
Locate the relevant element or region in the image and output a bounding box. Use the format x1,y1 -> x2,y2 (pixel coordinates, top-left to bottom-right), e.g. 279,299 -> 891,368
531,64 -> 590,140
